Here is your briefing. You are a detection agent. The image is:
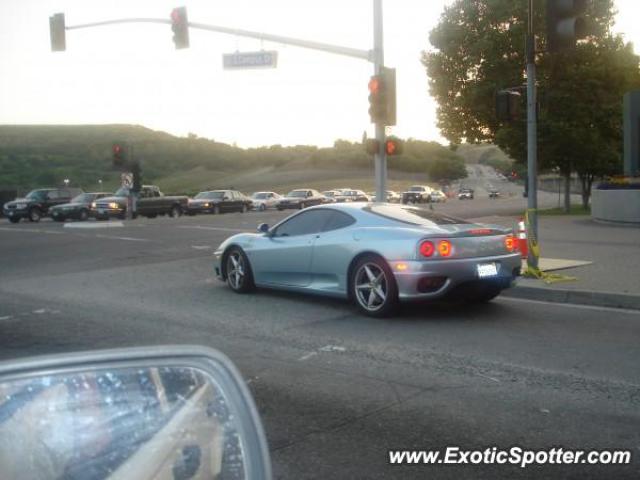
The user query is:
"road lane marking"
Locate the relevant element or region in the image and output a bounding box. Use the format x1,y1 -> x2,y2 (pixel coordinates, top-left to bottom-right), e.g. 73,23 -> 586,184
500,296 -> 640,315
64,222 -> 124,229
320,345 -> 346,353
298,352 -> 318,361
0,227 -> 64,234
94,234 -> 151,242
0,316 -> 12,321
191,245 -> 211,250
178,226 -> 248,232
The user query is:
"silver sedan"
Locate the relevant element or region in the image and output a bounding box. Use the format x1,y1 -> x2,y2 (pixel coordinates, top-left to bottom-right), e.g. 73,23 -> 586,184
214,203 -> 521,316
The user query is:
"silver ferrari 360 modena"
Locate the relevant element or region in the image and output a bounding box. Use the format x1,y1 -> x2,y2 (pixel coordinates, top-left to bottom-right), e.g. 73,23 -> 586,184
214,203 -> 521,316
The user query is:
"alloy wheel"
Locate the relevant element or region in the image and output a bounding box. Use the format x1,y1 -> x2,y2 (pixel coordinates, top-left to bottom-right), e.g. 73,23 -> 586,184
354,263 -> 388,312
227,252 -> 245,290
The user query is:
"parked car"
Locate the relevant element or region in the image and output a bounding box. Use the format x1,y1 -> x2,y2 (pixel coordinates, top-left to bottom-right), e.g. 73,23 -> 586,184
251,191 -> 282,211
3,187 -> 83,223
342,190 -> 371,202
330,189 -> 353,202
92,185 -> 189,219
401,185 -> 434,204
277,189 -> 324,210
458,188 -> 475,200
50,192 -> 111,222
320,191 -> 339,203
430,190 -> 447,203
186,190 -> 253,215
214,203 -> 521,317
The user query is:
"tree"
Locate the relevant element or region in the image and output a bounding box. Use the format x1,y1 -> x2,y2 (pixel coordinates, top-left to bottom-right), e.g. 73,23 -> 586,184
423,0 -> 640,209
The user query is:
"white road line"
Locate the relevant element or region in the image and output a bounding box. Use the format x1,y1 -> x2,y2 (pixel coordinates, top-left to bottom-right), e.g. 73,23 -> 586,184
298,352 -> 318,361
500,296 -> 640,315
319,345 -> 346,353
0,316 -> 12,321
0,227 -> 63,234
178,226 -> 247,232
191,245 -> 211,250
94,234 -> 150,242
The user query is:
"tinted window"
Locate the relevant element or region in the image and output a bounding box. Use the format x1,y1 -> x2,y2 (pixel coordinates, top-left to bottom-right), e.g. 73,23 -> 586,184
364,204 -> 468,226
274,210 -> 334,237
47,191 -> 61,200
323,211 -> 356,232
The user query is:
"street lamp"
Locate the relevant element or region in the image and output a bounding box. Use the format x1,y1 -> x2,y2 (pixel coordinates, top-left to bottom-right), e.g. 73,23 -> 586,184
63,179 -> 70,187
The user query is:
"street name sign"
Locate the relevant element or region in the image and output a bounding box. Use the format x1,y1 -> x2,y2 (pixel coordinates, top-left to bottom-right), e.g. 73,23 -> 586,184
222,50 -> 278,70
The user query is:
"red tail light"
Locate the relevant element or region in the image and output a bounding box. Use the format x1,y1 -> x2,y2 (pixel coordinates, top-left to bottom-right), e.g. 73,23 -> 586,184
504,234 -> 515,252
437,240 -> 452,257
419,241 -> 435,257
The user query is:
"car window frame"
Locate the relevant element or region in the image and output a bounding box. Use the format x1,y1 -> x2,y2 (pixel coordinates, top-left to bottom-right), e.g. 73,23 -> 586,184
271,208 -> 335,238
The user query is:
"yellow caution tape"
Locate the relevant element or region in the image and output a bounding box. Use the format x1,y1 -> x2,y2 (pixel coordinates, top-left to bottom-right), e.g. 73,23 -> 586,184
522,209 -> 577,284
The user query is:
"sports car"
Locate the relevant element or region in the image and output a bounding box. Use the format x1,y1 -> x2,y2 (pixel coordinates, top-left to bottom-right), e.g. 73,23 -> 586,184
213,203 -> 521,316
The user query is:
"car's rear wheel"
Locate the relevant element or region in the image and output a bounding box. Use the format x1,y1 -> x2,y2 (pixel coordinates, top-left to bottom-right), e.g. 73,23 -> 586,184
28,208 -> 41,223
8,217 -> 19,224
259,203 -> 266,211
351,255 -> 398,317
170,205 -> 182,218
225,247 -> 255,293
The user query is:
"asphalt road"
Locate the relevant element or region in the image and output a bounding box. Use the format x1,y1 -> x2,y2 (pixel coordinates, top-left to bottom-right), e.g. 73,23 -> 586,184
1,203 -> 638,479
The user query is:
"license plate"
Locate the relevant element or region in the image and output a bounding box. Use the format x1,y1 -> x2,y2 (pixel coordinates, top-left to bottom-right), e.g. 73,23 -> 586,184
477,263 -> 498,278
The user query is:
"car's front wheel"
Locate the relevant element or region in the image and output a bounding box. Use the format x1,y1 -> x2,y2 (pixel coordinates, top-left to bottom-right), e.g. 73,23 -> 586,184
351,255 -> 398,317
170,205 -> 182,218
225,247 -> 255,293
259,203 -> 266,211
28,208 -> 42,223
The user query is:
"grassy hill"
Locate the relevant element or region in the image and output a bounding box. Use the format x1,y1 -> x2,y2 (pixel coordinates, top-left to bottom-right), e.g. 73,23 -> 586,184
0,125 -> 462,195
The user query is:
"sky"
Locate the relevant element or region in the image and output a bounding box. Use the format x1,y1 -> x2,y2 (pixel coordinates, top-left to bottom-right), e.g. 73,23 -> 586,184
0,0 -> 638,148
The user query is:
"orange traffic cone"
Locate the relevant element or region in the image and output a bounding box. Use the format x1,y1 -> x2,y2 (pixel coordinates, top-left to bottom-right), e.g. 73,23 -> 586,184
517,218 -> 528,259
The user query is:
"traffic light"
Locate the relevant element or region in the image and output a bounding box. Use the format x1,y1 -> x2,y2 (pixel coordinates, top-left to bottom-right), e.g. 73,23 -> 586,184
171,7 -> 189,49
368,67 -> 396,126
49,13 -> 66,52
546,0 -> 588,52
112,144 -> 126,168
496,90 -> 521,122
384,137 -> 403,156
131,162 -> 142,193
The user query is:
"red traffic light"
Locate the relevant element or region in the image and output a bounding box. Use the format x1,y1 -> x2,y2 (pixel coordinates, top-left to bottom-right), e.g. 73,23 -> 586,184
368,77 -> 380,95
384,137 -> 403,156
171,6 -> 190,49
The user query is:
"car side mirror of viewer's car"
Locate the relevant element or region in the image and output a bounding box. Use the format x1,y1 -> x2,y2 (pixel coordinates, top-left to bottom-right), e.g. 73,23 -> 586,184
258,223 -> 270,234
0,346 -> 272,480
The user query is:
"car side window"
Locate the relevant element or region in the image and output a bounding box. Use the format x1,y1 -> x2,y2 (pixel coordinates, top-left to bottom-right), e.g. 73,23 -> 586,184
273,210 -> 333,237
46,191 -> 60,200
322,211 -> 356,232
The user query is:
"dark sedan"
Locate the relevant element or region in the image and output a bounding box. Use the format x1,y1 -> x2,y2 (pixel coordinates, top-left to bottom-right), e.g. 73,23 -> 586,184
186,190 -> 253,215
50,192 -> 111,222
277,189 -> 324,210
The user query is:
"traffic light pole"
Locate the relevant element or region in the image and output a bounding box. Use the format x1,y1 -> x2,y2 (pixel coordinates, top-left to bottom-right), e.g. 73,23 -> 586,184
373,0 -> 386,203
526,0 -> 539,269
58,2 -> 388,200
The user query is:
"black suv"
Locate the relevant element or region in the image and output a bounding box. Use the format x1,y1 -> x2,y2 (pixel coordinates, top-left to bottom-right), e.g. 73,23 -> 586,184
3,188 -> 83,223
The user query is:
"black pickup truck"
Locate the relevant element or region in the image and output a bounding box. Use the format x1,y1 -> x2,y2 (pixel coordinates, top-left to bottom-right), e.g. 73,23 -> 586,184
92,185 -> 189,220
3,187 -> 83,223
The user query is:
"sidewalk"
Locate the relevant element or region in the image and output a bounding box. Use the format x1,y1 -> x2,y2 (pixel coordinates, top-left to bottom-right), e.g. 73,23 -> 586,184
471,214 -> 640,309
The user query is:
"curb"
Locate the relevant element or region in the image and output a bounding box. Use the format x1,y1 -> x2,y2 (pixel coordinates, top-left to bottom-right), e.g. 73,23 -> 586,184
502,286 -> 640,311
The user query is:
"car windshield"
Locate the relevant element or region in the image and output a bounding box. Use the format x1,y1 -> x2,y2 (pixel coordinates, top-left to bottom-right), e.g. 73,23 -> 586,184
252,193 -> 268,199
364,204 -> 468,226
114,187 -> 130,197
71,193 -> 94,203
195,191 -> 224,199
287,190 -> 308,198
409,186 -> 425,192
322,191 -> 335,197
25,190 -> 47,200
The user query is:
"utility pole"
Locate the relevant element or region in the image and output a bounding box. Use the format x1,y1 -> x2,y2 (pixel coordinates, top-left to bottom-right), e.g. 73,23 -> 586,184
372,0 -> 386,203
526,0 -> 539,269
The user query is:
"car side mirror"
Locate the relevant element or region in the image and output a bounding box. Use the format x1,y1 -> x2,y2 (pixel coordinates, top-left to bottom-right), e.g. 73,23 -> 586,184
258,223 -> 270,234
0,346 -> 272,480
